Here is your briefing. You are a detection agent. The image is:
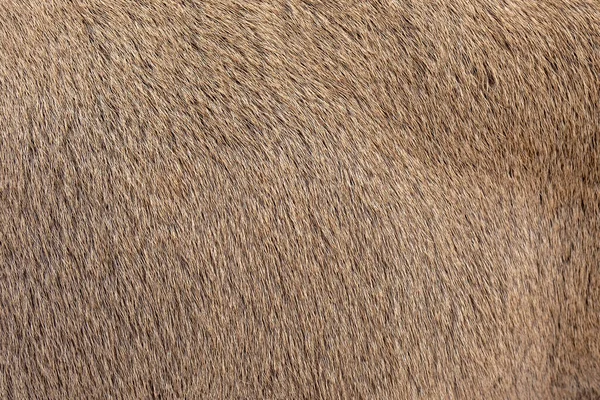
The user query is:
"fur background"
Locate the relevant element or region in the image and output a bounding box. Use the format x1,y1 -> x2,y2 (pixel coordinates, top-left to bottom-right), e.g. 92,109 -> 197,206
0,0 -> 598,398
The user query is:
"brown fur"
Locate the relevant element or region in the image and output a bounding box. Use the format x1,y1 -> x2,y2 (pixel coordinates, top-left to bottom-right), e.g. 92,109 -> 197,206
0,1 -> 599,398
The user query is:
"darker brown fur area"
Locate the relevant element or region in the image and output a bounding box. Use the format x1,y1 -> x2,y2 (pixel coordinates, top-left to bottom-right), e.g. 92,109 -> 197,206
0,1 -> 599,398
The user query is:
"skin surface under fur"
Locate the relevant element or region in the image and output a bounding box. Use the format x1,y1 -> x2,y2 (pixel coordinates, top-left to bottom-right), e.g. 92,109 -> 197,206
0,1 -> 599,398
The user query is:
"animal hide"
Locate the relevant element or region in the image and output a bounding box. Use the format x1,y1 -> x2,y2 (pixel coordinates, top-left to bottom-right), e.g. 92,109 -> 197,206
0,1 -> 598,398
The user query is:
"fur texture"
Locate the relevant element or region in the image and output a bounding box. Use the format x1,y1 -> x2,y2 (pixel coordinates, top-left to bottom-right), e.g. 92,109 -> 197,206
0,0 -> 599,398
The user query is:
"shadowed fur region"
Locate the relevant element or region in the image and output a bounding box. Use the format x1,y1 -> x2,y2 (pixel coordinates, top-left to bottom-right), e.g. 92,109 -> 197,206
0,0 -> 599,398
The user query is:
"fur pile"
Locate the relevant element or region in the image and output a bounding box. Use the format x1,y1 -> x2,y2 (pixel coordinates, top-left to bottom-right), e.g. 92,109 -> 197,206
0,0 -> 598,398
